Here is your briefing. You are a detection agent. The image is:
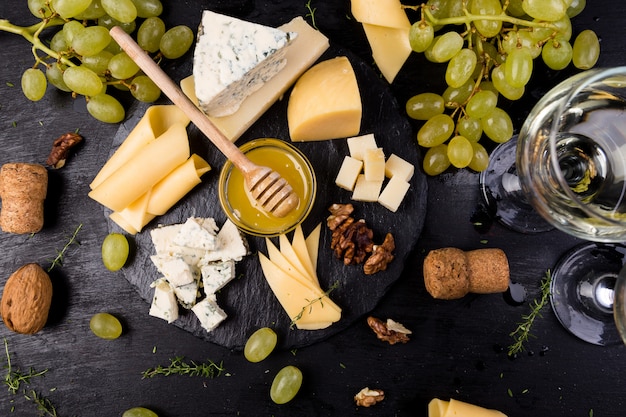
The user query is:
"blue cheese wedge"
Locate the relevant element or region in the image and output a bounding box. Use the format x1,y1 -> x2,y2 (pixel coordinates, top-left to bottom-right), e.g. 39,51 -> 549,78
193,10 -> 296,117
149,279 -> 179,323
173,217 -> 218,251
173,281 -> 199,309
201,260 -> 236,295
202,219 -> 249,263
191,296 -> 227,331
150,255 -> 198,287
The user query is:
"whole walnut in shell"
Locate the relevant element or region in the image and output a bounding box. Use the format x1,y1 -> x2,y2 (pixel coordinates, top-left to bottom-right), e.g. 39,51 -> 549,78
1,263 -> 53,334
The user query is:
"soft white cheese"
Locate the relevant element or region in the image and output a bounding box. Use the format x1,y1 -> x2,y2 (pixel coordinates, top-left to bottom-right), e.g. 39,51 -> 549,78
149,279 -> 179,323
201,260 -> 236,295
193,10 -> 295,117
191,297 -> 227,331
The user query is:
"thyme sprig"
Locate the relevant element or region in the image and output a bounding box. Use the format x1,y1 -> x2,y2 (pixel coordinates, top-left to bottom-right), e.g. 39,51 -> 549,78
305,0 -> 318,30
47,223 -> 83,272
508,270 -> 552,356
24,389 -> 58,417
142,356 -> 225,379
290,280 -> 340,328
3,338 -> 48,395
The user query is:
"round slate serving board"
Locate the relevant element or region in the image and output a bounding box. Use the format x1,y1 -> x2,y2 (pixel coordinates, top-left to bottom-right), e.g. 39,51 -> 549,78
106,46 -> 427,350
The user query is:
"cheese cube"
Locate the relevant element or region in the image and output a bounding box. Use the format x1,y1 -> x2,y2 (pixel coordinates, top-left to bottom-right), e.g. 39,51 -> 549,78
150,255 -> 198,287
385,153 -> 414,181
173,281 -> 199,309
192,297 -> 227,332
201,260 -> 236,295
378,175 -> 410,212
347,133 -> 377,160
363,148 -> 385,181
352,174 -> 383,202
335,156 -> 363,191
149,279 -> 179,323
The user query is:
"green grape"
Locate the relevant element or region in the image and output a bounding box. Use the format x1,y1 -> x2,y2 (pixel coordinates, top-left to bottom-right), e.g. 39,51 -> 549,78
98,15 -> 136,34
505,0 -> 526,17
63,65 -> 103,96
522,0 -> 568,21
137,17 -> 166,53
72,26 -> 111,57
502,31 -> 542,59
478,80 -> 499,98
445,48 -> 477,88
160,26 -> 194,59
21,68 -> 47,101
551,15 -> 573,41
46,64 -> 72,92
62,20 -> 85,44
457,116 -> 482,142
417,114 -> 455,147
409,21 -> 434,53
572,29 -> 600,70
82,51 -> 113,75
105,38 -> 123,55
51,0 -> 92,19
28,0 -> 53,18
471,0 -> 503,38
90,312 -> 123,340
270,366 -> 303,404
426,0 -> 449,29
425,31 -> 464,63
49,31 -> 69,53
406,93 -> 445,120
108,52 -> 140,79
244,327 -> 278,362
491,64 -> 524,100
447,136 -> 473,168
468,141 -> 489,172
446,0 -> 465,18
122,408 -> 158,417
442,79 -> 474,108
130,0 -> 163,18
466,90 -> 497,119
88,93 -> 125,123
566,0 -> 586,18
101,0 -> 137,23
423,144 -> 450,176
504,48 -> 533,88
130,75 -> 161,102
542,39 -> 573,70
75,0 -> 107,20
101,232 -> 130,270
481,107 -> 513,143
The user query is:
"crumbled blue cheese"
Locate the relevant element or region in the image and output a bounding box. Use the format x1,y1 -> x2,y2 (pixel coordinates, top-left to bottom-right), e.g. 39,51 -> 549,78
173,217 -> 218,251
202,219 -> 249,263
191,296 -> 227,331
193,10 -> 296,117
149,279 -> 179,323
173,281 -> 199,309
150,255 -> 198,287
201,260 -> 236,295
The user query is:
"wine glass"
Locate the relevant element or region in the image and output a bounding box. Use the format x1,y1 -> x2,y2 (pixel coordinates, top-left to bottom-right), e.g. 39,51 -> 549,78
482,67 -> 626,345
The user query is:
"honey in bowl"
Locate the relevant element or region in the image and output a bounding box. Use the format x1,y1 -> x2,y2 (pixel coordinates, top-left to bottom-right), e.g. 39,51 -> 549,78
218,138 -> 316,236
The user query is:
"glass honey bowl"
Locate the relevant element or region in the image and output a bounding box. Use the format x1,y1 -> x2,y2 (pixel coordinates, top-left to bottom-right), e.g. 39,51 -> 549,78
218,138 -> 317,237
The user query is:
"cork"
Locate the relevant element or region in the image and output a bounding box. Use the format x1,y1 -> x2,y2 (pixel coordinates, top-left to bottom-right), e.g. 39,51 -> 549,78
0,163 -> 48,234
423,247 -> 510,300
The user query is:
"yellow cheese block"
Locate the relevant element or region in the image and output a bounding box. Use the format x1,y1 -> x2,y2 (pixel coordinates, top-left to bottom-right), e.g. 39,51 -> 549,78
335,156 -> 363,191
352,174 -> 383,202
347,133 -> 378,160
351,0 -> 411,29
428,398 -> 507,417
181,16 -> 330,142
361,22 -> 412,83
363,147 -> 385,182
378,175 -> 410,212
287,56 -> 362,141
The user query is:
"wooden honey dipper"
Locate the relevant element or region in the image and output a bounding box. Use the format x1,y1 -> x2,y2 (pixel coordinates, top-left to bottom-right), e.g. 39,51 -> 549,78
109,26 -> 299,218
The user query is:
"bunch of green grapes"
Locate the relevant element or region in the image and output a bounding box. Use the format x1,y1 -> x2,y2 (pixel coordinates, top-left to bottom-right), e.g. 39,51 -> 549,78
2,0 -> 194,123
404,0 -> 600,176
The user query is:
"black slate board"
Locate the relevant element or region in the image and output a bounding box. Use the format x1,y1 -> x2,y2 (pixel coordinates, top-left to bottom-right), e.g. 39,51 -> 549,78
106,46 -> 428,350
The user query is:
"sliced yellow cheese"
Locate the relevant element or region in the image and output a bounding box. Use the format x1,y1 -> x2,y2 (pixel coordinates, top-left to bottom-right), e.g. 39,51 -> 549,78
290,225 -> 318,285
113,189 -> 153,233
180,16 -> 330,142
361,22 -> 412,83
265,238 -> 316,286
351,0 -> 411,29
278,233 -> 315,282
287,56 -> 362,141
304,223 -> 321,268
428,398 -> 507,417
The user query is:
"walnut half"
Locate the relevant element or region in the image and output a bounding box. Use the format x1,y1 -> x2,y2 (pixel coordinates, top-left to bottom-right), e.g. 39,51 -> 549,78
367,316 -> 411,345
363,233 -> 395,275
354,387 -> 385,407
46,132 -> 83,169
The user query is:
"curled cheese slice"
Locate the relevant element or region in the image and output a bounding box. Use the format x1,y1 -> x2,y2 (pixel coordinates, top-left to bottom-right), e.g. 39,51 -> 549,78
428,398 -> 507,417
351,0 -> 411,29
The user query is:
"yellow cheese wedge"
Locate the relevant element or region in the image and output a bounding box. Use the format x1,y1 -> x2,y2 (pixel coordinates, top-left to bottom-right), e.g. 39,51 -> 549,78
287,56 -> 362,141
304,223 -> 321,268
428,398 -> 507,417
265,238 -> 316,286
180,16 -> 330,142
278,233 -> 316,283
361,22 -> 412,83
351,0 -> 411,29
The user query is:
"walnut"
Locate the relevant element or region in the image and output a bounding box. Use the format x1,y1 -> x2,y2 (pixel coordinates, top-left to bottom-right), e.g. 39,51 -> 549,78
327,203 -> 354,230
367,316 -> 411,345
363,233 -> 395,275
46,132 -> 83,169
331,218 -> 374,265
354,387 -> 385,407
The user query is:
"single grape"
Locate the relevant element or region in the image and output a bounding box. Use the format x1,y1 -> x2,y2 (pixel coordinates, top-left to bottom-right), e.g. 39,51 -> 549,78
566,0 -> 586,18
62,20 -> 85,44
471,0 -> 503,38
130,75 -> 161,102
130,0 -> 163,18
542,39 -> 573,70
504,48 -> 533,88
72,26 -> 112,57
88,93 -> 125,123
101,232 -> 130,270
46,64 -> 72,92
505,0 -> 526,17
442,79 -> 474,108
108,52 -> 140,80
423,144 -> 450,176
425,31 -> 464,63
447,136 -> 474,168
160,26 -> 194,59
28,0 -> 53,18
270,366 -> 303,404
122,408 -> 158,417
90,312 -> 123,340
445,48 -> 477,88
244,327 -> 278,362
491,64 -> 525,101
51,0 -> 92,19
466,90 -> 498,119
572,29 -> 600,70
409,21 -> 434,53
502,31 -> 542,59
481,107 -> 513,143
101,0 -> 138,23
21,68 -> 47,101
522,0 -> 568,21
406,93 -> 445,120
468,141 -> 489,172
63,66 -> 103,96
137,17 -> 166,53
457,116 -> 482,142
98,15 -> 137,34
82,51 -> 114,75
417,114 -> 455,147
50,31 -> 69,53
478,80 -> 499,98
75,0 -> 107,20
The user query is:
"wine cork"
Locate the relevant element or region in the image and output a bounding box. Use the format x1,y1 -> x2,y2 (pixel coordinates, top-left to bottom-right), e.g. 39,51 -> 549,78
423,247 -> 509,299
0,163 -> 48,234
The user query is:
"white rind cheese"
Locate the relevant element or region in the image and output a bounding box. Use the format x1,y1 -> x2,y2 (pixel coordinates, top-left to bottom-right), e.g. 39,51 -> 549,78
193,10 -> 295,117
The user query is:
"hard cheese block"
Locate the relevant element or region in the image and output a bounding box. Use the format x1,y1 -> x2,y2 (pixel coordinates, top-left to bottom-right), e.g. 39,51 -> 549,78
181,16 -> 329,142
193,10 -> 295,117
